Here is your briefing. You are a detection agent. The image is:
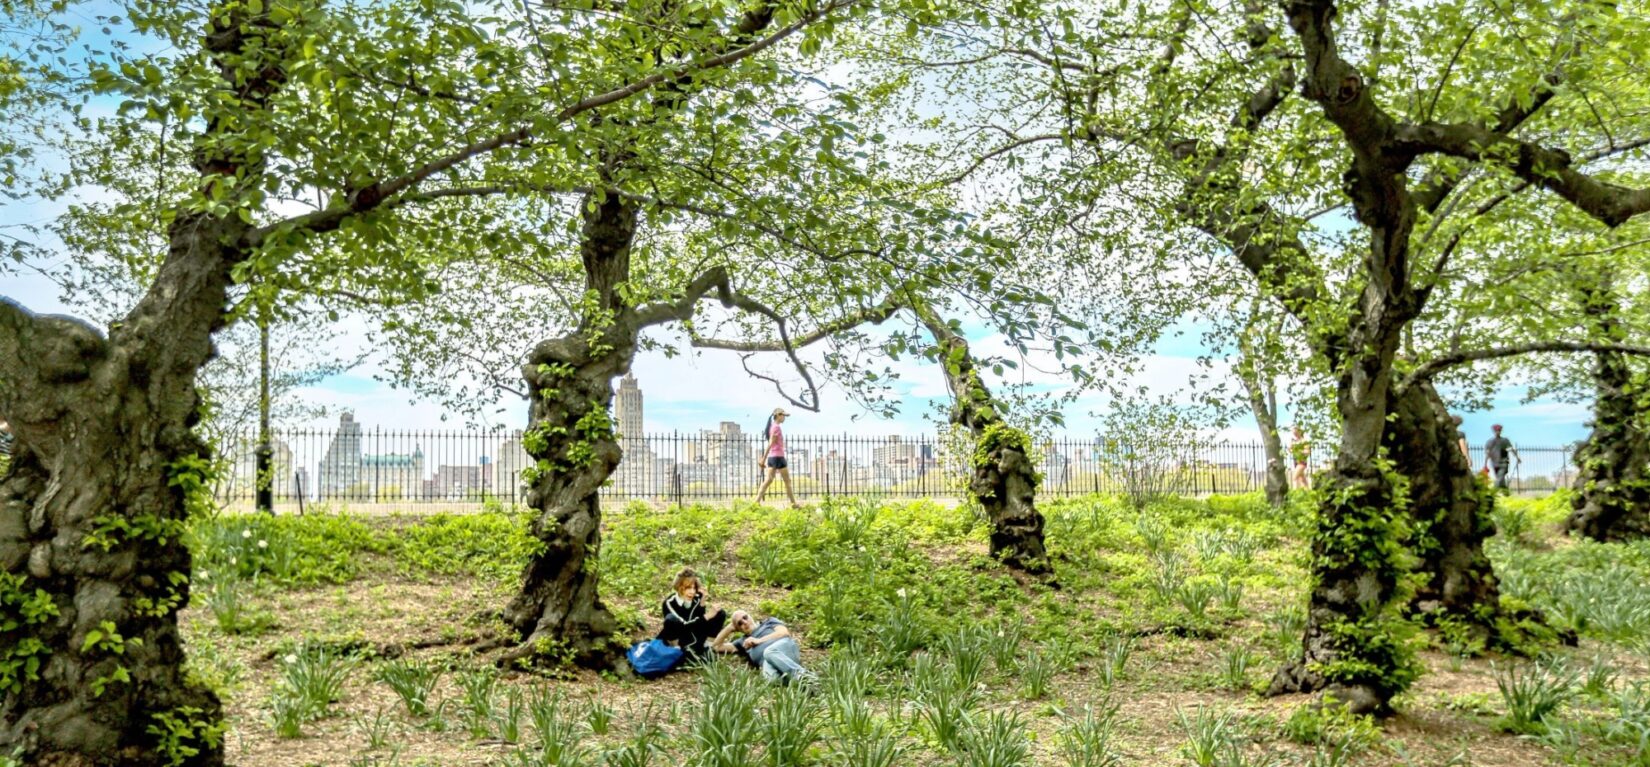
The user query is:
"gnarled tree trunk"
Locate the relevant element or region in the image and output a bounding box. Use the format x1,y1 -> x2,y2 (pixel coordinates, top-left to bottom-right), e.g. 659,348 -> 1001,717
500,192 -> 639,668
1567,278 -> 1650,541
0,5 -> 285,763
1386,381 -> 1564,651
1267,309 -> 1414,715
914,304 -> 1051,576
1385,383 -> 1499,625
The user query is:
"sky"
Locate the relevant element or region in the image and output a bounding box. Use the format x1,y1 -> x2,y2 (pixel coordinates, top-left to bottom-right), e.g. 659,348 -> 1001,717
0,2 -> 1599,457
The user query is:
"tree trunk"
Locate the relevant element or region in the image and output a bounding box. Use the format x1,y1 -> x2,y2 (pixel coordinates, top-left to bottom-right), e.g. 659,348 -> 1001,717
1384,381 -> 1566,651
1268,200 -> 1421,714
1236,355 -> 1289,507
0,214 -> 243,765
914,305 -> 1051,577
499,192 -> 639,668
1385,384 -> 1494,615
1567,278 -> 1650,541
1,5 -> 285,762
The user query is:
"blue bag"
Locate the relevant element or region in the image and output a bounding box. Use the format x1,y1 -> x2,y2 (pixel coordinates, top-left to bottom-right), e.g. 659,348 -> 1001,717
627,639 -> 685,679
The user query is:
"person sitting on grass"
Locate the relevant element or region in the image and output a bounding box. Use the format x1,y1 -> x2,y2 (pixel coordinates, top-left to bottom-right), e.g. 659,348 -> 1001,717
712,609 -> 815,685
658,567 -> 725,658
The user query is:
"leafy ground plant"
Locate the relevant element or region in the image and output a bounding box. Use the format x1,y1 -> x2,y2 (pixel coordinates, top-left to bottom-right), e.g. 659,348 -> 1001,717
1059,702 -> 1122,767
375,657 -> 442,718
1494,658 -> 1578,734
759,683 -> 821,767
269,642 -> 359,736
957,709 -> 1029,767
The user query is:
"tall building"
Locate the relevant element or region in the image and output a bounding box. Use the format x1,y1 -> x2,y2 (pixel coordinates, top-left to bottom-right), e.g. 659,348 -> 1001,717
318,412 -> 363,496
615,373 -> 643,441
613,373 -> 654,495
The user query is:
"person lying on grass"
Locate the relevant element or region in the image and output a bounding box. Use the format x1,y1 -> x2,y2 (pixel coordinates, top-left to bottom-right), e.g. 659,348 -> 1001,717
658,567 -> 726,658
711,610 -> 816,685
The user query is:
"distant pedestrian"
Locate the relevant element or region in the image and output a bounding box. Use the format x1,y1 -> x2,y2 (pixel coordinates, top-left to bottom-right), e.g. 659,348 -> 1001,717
1483,424 -> 1521,492
1289,425 -> 1311,490
1451,415 -> 1470,464
753,408 -> 800,508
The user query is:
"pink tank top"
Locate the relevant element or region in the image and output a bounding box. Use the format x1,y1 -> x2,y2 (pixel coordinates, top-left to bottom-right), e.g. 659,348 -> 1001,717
767,424 -> 785,458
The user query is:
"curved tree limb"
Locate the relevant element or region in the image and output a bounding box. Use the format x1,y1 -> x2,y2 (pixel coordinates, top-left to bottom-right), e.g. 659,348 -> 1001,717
687,295 -> 903,352
633,265 -> 822,410
1400,341 -> 1650,391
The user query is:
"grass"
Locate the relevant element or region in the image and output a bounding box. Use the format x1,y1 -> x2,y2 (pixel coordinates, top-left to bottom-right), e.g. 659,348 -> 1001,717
180,492 -> 1650,766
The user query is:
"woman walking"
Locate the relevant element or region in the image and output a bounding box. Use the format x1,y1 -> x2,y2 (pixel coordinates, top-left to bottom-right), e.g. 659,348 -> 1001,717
1289,425 -> 1311,490
754,408 -> 800,508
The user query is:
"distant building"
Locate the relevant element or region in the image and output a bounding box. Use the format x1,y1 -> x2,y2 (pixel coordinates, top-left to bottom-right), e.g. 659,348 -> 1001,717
318,412 -> 363,496
360,449 -> 424,499
227,436 -> 297,498
613,373 -> 652,494
426,464 -> 483,500
615,373 -> 643,441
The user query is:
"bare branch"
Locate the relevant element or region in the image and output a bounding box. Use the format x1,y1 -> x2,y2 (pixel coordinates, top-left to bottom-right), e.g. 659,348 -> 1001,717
633,266 -> 821,411
688,295 -> 903,351
936,133 -> 1064,186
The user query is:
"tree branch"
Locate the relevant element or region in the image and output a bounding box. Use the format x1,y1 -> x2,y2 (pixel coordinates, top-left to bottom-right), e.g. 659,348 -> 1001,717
1395,121 -> 1650,228
244,0 -> 853,247
1401,341 -> 1650,390
633,266 -> 821,411
688,295 -> 903,352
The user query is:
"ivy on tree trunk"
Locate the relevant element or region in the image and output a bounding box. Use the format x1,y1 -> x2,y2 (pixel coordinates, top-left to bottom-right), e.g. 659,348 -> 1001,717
0,5 -> 294,762
914,303 -> 1052,577
1567,276 -> 1650,542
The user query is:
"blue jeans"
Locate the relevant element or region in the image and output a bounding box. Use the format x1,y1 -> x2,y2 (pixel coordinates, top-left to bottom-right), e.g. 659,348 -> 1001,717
757,637 -> 810,683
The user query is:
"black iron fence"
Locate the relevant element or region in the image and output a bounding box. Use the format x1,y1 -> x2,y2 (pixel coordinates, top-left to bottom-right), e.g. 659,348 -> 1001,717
213,426 -> 1579,511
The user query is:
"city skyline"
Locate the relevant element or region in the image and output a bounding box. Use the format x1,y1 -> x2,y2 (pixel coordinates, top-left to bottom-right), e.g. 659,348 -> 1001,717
223,372 -> 1583,504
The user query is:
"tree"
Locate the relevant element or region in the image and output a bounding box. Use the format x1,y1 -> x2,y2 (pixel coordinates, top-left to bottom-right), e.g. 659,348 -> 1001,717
1252,0 -> 1650,712
890,0 -> 1650,714
2,0 -> 856,760
1233,301 -> 1294,507
911,301 -> 1051,575
1566,266 -> 1650,540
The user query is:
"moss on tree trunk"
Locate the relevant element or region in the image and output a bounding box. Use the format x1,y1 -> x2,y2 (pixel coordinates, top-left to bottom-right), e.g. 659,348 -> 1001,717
1567,278 -> 1650,541
914,304 -> 1051,577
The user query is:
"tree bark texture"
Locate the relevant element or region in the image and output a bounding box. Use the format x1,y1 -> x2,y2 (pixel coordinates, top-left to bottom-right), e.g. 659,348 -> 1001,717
0,223 -> 245,767
1383,384 -> 1497,620
914,306 -> 1051,576
1567,279 -> 1650,541
0,5 -> 288,763
499,193 -> 639,668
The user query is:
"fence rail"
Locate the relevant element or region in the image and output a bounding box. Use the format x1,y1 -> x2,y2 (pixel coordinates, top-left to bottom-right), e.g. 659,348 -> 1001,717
212,426 -> 1579,511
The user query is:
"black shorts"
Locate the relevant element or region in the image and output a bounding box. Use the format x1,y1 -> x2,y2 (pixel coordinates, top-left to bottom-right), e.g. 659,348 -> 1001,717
766,456 -> 788,470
